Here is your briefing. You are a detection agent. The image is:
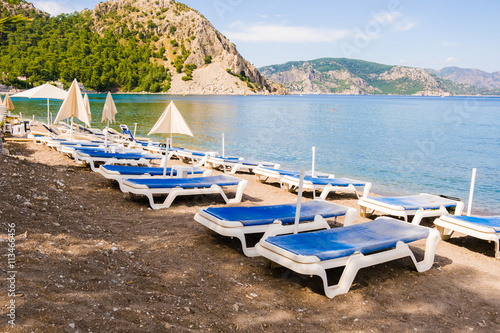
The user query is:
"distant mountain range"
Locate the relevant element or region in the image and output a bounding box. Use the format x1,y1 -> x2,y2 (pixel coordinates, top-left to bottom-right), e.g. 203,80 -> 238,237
260,59 -> 500,96
427,67 -> 500,90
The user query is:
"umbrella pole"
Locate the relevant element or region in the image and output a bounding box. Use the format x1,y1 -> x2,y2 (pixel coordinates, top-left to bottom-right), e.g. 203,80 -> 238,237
293,169 -> 305,235
47,98 -> 50,125
467,168 -> 477,216
105,120 -> 109,153
222,133 -> 225,157
311,146 -> 316,177
70,117 -> 74,142
163,137 -> 169,177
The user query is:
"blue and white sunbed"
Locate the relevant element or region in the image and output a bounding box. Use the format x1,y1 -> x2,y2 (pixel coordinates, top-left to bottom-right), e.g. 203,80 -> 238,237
254,217 -> 441,298
119,124 -> 152,147
205,156 -> 280,174
358,193 -> 464,225
73,150 -> 163,171
434,215 -> 500,259
97,164 -> 212,191
194,200 -> 357,257
120,174 -> 248,209
282,175 -> 371,199
169,148 -> 219,165
254,167 -> 335,188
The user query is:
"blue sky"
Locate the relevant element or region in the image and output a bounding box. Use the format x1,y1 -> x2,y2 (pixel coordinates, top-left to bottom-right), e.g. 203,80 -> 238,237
30,0 -> 500,72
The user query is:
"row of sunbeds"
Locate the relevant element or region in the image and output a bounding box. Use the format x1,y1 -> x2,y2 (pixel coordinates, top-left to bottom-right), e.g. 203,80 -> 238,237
32,122 -> 499,299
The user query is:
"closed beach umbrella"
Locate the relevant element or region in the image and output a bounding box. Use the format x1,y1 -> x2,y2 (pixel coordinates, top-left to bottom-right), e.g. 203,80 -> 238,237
12,82 -> 67,125
148,100 -> 194,173
148,100 -> 194,141
3,93 -> 14,111
53,79 -> 90,141
101,92 -> 118,150
101,92 -> 118,123
83,93 -> 91,124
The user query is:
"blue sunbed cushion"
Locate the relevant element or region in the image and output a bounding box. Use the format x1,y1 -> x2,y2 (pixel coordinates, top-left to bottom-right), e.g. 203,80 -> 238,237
80,151 -> 161,159
369,194 -> 457,210
101,165 -> 204,176
258,167 -> 299,176
203,200 -> 349,226
125,175 -> 241,189
444,216 -> 500,232
264,218 -> 430,261
60,142 -> 102,147
301,176 -> 365,187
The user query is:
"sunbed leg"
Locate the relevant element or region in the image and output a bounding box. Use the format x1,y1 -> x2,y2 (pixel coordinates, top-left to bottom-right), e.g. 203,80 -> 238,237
413,229 -> 441,271
359,206 -> 372,218
324,254 -> 365,298
343,208 -> 358,227
494,240 -> 499,259
155,191 -> 179,209
362,183 -> 372,198
412,206 -> 448,225
454,201 -> 465,216
225,180 -> 248,204
435,224 -> 454,240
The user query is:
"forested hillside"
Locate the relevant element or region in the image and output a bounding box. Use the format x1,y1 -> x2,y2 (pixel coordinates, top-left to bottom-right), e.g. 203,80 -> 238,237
0,0 -> 281,95
0,1 -> 170,92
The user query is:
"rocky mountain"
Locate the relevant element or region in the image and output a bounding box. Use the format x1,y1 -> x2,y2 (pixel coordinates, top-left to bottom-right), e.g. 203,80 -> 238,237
427,66 -> 500,90
260,58 -> 476,96
90,0 -> 286,94
0,0 -> 285,95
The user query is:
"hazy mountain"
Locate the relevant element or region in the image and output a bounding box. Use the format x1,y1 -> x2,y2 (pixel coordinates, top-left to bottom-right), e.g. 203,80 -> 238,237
427,66 -> 500,90
260,58 -> 477,96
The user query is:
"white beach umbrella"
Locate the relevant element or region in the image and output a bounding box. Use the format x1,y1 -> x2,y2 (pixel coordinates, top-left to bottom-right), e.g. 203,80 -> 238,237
3,93 -> 14,111
101,92 -> 118,150
83,93 -> 92,124
101,91 -> 118,123
53,79 -> 91,141
148,100 -> 194,143
148,101 -> 194,174
12,82 -> 67,125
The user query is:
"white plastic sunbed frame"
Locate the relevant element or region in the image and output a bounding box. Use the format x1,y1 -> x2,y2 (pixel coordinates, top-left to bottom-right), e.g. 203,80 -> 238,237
169,149 -> 219,165
254,167 -> 334,189
255,217 -> 441,298
358,193 -> 465,225
194,201 -> 357,257
73,150 -> 160,172
96,165 -> 212,192
281,175 -> 372,200
434,215 -> 500,259
120,176 -> 248,209
205,156 -> 280,174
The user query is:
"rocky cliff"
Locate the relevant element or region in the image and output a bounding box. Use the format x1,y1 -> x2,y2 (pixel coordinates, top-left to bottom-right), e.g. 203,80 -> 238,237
90,0 -> 284,95
260,58 -> 474,96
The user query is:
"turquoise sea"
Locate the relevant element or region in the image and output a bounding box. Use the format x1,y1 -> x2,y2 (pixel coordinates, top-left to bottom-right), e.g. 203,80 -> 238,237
11,94 -> 500,215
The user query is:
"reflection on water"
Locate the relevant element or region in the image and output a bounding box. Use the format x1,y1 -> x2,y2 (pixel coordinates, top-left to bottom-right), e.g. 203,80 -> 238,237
11,94 -> 500,214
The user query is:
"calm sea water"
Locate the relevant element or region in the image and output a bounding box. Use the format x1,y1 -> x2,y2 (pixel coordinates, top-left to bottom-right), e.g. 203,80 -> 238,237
11,94 -> 500,215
